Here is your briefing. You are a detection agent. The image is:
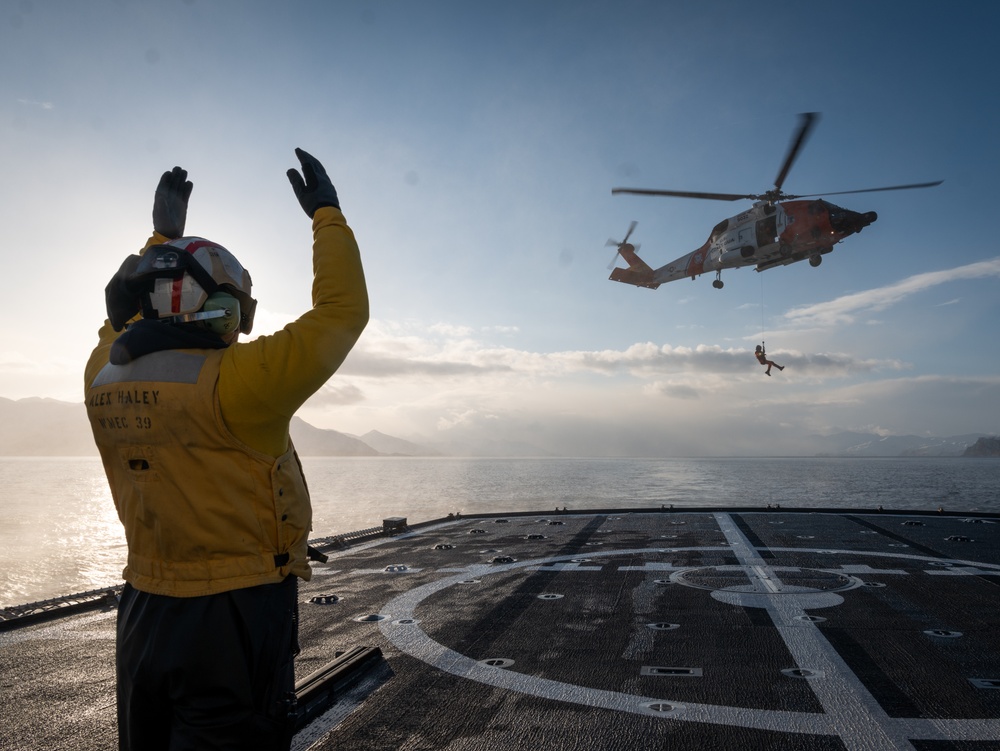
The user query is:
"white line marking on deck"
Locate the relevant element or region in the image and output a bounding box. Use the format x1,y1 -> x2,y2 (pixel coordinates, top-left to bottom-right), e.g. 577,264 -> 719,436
715,512 -> 916,750
364,536 -> 1000,751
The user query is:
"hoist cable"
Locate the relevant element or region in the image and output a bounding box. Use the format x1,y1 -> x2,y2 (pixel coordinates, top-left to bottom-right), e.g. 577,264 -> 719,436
760,274 -> 766,348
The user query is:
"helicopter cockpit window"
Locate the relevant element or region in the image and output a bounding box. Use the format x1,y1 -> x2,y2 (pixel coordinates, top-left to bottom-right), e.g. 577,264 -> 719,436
710,219 -> 729,239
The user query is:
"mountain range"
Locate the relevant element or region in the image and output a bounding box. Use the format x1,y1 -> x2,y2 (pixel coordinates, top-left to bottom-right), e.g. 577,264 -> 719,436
0,397 -> 991,458
0,397 -> 440,457
806,431 -> 990,458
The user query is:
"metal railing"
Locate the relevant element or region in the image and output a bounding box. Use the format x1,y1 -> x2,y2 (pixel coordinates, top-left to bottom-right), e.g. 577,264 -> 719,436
0,521 -> 409,632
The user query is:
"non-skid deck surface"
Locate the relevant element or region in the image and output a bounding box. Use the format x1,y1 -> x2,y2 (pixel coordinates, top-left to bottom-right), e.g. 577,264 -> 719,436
3,509 -> 1000,750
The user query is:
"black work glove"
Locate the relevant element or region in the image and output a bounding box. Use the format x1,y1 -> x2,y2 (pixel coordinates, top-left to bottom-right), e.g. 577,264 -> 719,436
286,148 -> 340,218
152,166 -> 193,239
105,254 -> 143,331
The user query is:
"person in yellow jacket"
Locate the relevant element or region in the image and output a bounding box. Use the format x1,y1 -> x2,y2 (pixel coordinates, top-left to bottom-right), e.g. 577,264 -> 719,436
84,148 -> 368,751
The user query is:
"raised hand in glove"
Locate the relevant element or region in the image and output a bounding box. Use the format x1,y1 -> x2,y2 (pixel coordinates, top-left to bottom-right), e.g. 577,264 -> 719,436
153,166 -> 193,239
286,148 -> 340,218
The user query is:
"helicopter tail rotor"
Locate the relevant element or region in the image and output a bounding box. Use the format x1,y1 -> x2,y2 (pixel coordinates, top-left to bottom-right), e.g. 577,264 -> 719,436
606,221 -> 638,268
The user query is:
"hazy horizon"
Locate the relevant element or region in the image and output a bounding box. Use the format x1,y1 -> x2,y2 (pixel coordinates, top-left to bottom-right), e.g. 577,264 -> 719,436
0,394 -> 990,459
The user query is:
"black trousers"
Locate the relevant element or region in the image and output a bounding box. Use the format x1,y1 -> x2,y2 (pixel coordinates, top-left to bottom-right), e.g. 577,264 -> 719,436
116,577 -> 299,751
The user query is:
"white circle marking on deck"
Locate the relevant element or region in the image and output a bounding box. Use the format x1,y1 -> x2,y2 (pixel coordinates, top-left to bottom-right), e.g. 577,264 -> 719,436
378,514 -> 1000,749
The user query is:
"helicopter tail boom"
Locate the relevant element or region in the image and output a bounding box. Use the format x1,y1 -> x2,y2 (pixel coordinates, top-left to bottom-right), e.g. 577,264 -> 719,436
610,241 -> 715,289
609,243 -> 660,289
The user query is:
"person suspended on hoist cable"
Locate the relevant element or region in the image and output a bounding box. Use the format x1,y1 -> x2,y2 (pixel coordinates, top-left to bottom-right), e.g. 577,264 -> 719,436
755,344 -> 784,376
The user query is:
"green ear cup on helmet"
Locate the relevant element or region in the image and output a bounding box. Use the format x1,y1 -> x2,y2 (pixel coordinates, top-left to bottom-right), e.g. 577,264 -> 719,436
200,292 -> 241,335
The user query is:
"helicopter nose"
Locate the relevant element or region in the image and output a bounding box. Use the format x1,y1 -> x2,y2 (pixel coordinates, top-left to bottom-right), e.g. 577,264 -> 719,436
829,207 -> 877,234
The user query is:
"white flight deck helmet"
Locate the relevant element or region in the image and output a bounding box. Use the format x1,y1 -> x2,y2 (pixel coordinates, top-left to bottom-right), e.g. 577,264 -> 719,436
133,237 -> 257,335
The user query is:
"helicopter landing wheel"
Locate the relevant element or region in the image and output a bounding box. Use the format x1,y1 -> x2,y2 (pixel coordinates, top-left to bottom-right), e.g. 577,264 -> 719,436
809,255 -> 822,267
712,278 -> 724,289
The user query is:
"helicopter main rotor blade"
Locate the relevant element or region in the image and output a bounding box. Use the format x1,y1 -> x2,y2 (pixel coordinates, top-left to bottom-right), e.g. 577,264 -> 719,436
612,187 -> 750,201
785,180 -> 944,200
773,112 -> 819,193
610,114 -> 939,209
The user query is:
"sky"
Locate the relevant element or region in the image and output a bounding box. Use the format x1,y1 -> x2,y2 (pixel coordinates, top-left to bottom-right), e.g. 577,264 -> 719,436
2,0 -> 998,456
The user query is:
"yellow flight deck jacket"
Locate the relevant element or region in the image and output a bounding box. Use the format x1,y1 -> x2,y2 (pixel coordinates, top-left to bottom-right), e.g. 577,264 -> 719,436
84,207 -> 368,597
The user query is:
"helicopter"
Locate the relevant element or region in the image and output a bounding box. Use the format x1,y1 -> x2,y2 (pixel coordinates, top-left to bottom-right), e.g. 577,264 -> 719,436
607,113 -> 942,289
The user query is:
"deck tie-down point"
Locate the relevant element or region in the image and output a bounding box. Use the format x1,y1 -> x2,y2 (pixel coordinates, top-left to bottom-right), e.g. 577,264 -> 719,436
641,666 -> 702,677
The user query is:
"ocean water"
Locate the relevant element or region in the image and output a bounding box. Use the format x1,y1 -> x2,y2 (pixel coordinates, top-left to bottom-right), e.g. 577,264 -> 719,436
1,455 -> 997,608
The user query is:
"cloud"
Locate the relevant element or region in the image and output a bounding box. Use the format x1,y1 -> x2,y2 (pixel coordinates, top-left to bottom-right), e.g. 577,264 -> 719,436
783,257 -> 1000,328
246,308 -> 299,339
289,310 -> 1000,455
342,351 -> 498,378
304,383 -> 366,407
291,316 -> 941,453
16,98 -> 54,110
408,373 -> 1000,456
643,380 -> 702,400
338,328 -> 905,383
789,375 -> 1000,437
428,322 -> 474,337
436,409 -> 496,431
0,351 -> 37,372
